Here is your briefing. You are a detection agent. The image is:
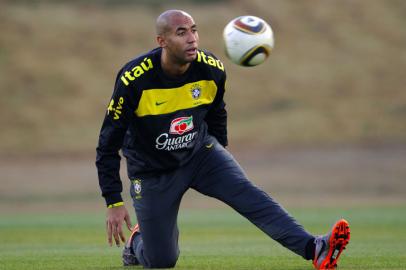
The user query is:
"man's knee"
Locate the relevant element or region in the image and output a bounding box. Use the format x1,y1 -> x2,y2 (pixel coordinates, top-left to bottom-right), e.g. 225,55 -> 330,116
148,252 -> 179,268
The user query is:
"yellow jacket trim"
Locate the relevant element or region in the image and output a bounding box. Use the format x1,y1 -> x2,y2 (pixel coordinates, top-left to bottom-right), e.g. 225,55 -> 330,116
107,202 -> 124,208
135,80 -> 217,117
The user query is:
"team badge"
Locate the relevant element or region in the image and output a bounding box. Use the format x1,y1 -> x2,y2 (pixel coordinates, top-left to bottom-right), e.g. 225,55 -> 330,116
133,179 -> 142,200
190,84 -> 201,100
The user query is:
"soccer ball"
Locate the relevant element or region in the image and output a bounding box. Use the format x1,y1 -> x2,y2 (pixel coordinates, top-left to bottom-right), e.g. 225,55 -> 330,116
223,15 -> 274,67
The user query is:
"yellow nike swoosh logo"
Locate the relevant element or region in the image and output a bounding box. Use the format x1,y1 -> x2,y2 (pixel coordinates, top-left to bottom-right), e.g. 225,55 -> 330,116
205,143 -> 214,149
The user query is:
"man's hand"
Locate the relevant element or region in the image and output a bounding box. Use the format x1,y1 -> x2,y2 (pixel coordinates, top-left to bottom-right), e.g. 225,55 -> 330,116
106,205 -> 132,247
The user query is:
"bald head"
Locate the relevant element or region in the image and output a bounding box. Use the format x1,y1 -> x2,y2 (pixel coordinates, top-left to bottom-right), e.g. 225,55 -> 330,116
156,10 -> 194,36
155,9 -> 198,73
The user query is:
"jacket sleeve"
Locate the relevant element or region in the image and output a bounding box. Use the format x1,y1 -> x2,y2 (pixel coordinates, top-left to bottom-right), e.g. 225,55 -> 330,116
95,70 -> 137,206
205,72 -> 228,147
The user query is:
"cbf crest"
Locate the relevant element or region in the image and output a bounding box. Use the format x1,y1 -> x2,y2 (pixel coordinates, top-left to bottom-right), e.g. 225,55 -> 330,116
190,84 -> 201,100
132,179 -> 142,200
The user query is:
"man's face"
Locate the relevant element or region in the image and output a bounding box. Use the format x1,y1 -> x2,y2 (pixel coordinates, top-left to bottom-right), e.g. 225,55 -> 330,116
160,14 -> 199,64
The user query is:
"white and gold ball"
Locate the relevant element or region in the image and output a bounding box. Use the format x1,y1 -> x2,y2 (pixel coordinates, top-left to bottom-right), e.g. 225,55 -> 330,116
223,15 -> 274,67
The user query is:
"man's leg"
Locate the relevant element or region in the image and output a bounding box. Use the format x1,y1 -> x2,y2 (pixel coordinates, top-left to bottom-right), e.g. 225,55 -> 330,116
190,141 -> 314,258
129,170 -> 188,268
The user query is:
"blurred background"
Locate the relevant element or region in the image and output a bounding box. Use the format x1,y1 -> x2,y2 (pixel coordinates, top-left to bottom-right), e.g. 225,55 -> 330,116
1,0 -> 405,213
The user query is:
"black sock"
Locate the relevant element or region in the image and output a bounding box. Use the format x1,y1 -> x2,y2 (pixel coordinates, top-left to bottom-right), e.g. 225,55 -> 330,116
305,237 -> 316,260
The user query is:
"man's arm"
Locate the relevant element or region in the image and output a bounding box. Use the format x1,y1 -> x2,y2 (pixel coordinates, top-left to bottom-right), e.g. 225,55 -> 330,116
96,71 -> 131,206
95,69 -> 137,246
205,73 -> 228,147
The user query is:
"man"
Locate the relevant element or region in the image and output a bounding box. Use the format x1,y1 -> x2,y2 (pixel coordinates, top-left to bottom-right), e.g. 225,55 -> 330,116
96,9 -> 350,269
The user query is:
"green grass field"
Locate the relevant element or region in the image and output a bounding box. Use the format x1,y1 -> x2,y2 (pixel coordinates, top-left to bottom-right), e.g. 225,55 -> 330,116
1,206 -> 405,270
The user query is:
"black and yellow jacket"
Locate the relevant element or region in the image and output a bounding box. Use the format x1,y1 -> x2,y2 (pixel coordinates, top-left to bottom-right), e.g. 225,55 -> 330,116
96,47 -> 228,206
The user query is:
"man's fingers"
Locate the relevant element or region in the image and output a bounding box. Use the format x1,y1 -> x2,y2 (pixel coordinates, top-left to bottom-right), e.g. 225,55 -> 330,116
112,223 -> 121,247
124,213 -> 133,231
119,230 -> 126,243
106,220 -> 113,247
106,206 -> 130,247
116,221 -> 126,245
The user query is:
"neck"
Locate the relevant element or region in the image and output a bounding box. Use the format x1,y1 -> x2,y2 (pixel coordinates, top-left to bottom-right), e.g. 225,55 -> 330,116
161,50 -> 190,77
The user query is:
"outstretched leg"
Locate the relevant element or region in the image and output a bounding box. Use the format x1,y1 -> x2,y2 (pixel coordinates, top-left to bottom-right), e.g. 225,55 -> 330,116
191,141 -> 314,258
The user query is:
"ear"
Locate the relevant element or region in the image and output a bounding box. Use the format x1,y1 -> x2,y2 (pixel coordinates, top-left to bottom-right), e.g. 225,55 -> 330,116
156,35 -> 167,48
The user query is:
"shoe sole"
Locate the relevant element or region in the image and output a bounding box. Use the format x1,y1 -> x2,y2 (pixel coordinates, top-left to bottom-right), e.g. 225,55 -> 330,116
319,219 -> 351,269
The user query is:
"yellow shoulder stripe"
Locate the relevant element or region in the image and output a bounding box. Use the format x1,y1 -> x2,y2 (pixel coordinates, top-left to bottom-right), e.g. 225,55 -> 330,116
135,80 -> 217,117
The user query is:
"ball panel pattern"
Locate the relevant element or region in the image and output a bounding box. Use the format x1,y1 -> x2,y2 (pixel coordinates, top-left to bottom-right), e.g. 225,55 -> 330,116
240,45 -> 272,66
233,16 -> 266,35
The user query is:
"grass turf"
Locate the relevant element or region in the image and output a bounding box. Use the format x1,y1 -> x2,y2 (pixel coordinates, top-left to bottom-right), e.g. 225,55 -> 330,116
0,206 -> 405,269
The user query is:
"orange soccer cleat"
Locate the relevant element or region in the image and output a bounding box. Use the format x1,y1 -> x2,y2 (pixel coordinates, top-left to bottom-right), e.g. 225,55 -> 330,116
313,219 -> 351,270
